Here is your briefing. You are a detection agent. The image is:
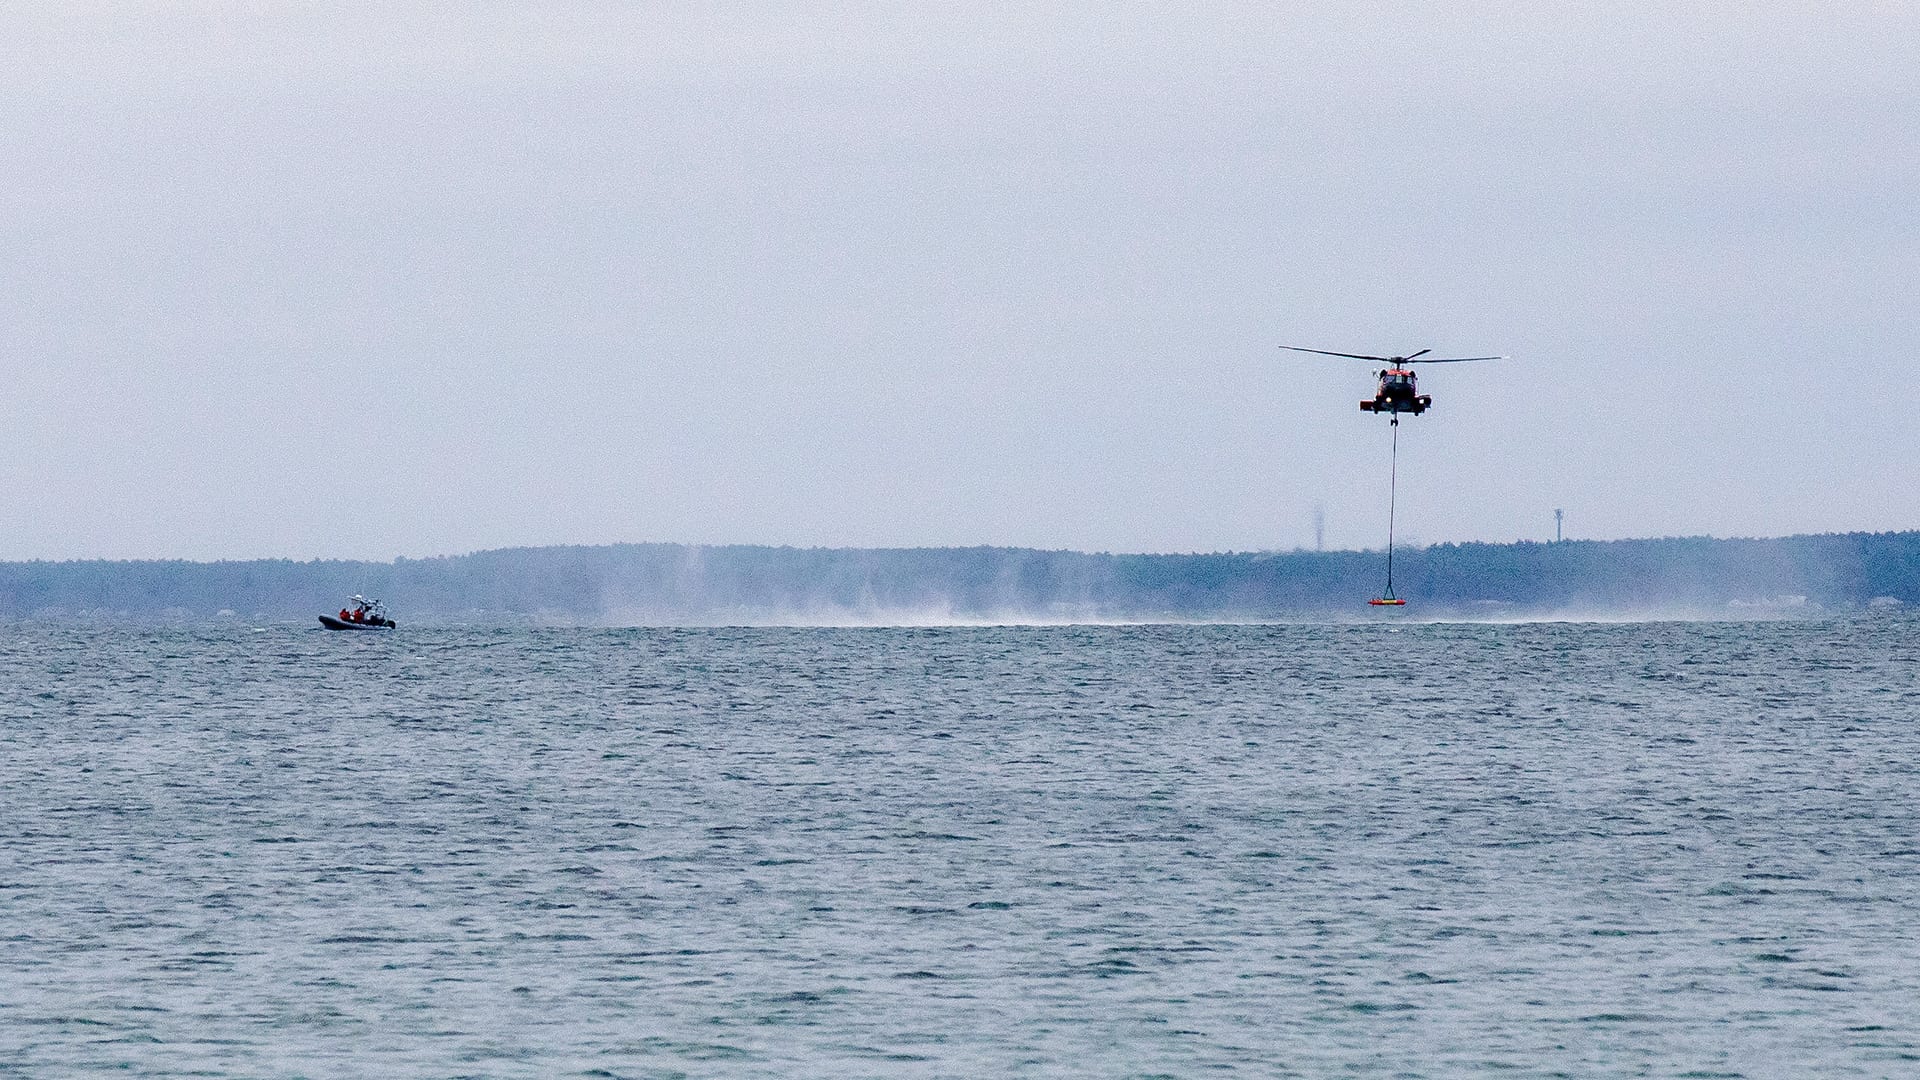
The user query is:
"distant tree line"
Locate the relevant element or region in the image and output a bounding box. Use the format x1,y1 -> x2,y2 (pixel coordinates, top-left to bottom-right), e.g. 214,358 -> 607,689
1,531 -> 1916,623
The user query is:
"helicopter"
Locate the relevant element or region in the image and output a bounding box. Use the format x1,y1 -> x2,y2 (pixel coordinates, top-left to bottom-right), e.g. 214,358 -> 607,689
1280,346 -> 1501,419
1281,344 -> 1503,607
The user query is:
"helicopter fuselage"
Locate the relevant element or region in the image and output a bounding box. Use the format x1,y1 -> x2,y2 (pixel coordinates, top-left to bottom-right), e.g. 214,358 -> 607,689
1359,367 -> 1432,415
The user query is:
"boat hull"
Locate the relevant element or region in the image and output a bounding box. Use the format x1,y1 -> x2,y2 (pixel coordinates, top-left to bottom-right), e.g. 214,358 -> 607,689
319,615 -> 395,630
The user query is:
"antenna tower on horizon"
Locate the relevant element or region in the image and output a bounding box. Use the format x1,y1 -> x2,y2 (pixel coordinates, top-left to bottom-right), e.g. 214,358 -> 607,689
1313,503 -> 1325,552
1555,508 -> 1564,543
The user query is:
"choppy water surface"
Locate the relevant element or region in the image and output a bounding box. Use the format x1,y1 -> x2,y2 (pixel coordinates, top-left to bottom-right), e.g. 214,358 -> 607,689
4,619 -> 1919,1077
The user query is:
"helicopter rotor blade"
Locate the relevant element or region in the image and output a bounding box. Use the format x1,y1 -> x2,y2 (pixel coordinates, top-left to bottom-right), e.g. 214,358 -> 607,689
1406,355 -> 1503,364
1401,348 -> 1431,361
1279,345 -> 1402,362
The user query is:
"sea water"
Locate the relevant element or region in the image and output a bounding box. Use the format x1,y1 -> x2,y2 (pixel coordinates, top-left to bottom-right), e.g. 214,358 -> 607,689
3,619 -> 1917,1077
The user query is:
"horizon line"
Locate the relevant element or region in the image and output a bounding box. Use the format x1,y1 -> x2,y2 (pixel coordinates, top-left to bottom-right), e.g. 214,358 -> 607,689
3,527 -> 1917,568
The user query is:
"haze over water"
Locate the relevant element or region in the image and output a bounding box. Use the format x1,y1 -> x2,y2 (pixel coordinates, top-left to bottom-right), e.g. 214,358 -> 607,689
5,618 -> 1918,1076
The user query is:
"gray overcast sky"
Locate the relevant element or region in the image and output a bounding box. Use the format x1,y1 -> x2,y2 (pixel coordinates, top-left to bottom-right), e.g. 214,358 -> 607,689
3,2 -> 1915,560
